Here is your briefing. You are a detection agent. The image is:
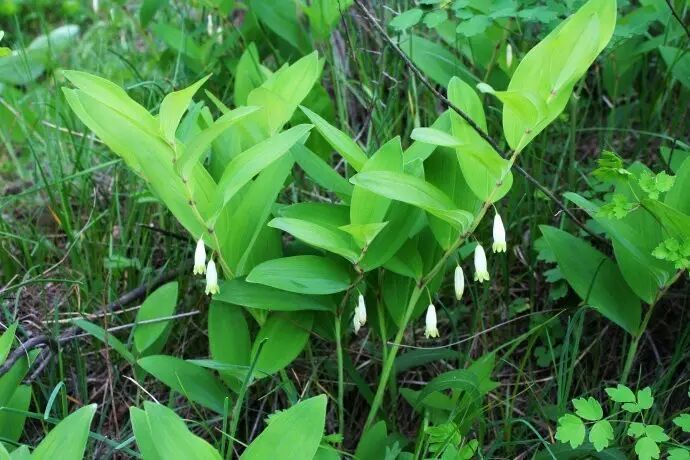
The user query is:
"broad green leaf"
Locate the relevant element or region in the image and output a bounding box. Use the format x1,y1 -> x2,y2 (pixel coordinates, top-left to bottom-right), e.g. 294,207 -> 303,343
414,369 -> 480,407
234,43 -> 268,106
398,34 -> 468,87
565,192 -> 672,303
668,448 -> 690,460
249,0 -> 311,52
666,156 -> 690,215
132,403 -> 222,460
590,420 -> 614,452
300,106 -> 368,171
354,421 -> 387,460
251,311 -> 313,377
222,155 -> 294,276
159,75 -> 210,144
555,414 -> 586,449
247,255 -> 351,295
643,199 -> 690,240
503,0 -> 616,150
674,414 -> 690,432
72,319 -> 135,364
540,226 -> 641,335
133,282 -> 178,356
215,278 -> 335,312
268,217 -> 359,262
0,323 -> 17,365
389,9 -> 423,31
0,385 -> 30,443
659,46 -> 690,91
446,78 -> 512,202
351,137 -> 403,227
208,301 -> 251,388
410,127 -> 461,147
63,70 -> 158,135
292,144 -> 353,197
138,355 -> 229,413
339,222 -> 389,248
9,446 -> 30,460
177,106 -> 260,179
31,404 -> 97,460
211,124 -> 312,224
350,171 -> 473,230
241,395 -> 327,460
634,436 -> 659,460
572,397 -> 603,421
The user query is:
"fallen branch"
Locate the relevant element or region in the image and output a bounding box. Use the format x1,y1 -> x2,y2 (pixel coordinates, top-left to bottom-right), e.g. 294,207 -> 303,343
0,261 -> 191,378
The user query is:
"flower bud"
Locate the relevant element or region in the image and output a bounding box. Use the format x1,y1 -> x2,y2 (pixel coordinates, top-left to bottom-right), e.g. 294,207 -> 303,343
425,304 -> 439,339
492,213 -> 507,253
454,265 -> 464,300
193,239 -> 206,275
474,243 -> 490,282
353,294 -> 367,333
506,43 -> 513,68
207,14 -> 214,37
205,259 -> 219,295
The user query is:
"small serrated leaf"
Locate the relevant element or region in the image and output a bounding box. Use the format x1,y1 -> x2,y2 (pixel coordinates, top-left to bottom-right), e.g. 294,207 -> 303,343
572,397 -> 603,421
637,387 -> 654,410
606,384 -> 636,403
589,419 -> 614,452
643,425 -> 668,443
668,448 -> 690,460
673,414 -> 690,433
628,422 -> 645,438
634,436 -> 660,460
555,414 -> 585,449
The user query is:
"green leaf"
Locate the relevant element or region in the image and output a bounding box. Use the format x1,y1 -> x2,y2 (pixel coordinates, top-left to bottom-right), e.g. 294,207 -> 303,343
354,421 -> 387,460
134,282 -> 178,356
241,395 -> 327,460
177,106 -> 260,179
637,387 -> 654,410
398,34 -> 467,87
555,414 -> 586,449
208,301 -> 251,388
589,420 -> 614,452
159,75 -> 211,144
638,170 -> 675,200
605,383 -> 635,403
234,43 -> 268,106
350,170 -> 473,230
300,106 -> 368,171
0,323 -> 17,365
539,226 -> 641,335
138,355 -> 229,413
132,402 -> 222,460
456,15 -> 491,37
673,414 -> 690,432
292,144 -> 353,197
251,311 -> 313,377
634,436 -> 659,460
268,217 -> 359,262
643,425 -> 668,443
0,385 -> 30,444
31,404 -> 97,460
247,255 -> 351,295
215,278 -> 334,312
211,124 -> 313,224
503,0 -> 616,150
410,127 -> 461,147
390,8 -> 424,31
668,448 -> 690,460
72,319 -> 135,365
414,369 -> 480,408
628,422 -> 645,438
339,222 -> 389,248
572,397 -> 603,421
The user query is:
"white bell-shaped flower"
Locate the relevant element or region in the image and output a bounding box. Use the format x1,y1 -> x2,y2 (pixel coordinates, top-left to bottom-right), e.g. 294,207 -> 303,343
506,43 -> 513,68
424,304 -> 439,339
206,14 -> 214,36
492,213 -> 507,253
205,259 -> 220,295
353,315 -> 361,334
353,294 -> 367,333
474,243 -> 490,282
454,265 -> 464,300
193,239 -> 206,275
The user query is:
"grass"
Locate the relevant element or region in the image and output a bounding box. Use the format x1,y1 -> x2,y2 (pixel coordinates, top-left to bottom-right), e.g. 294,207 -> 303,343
1,1 -> 689,458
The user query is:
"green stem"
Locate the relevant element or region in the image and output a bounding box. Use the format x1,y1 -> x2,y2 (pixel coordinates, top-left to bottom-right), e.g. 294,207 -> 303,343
363,145 -> 525,431
334,314 -> 345,442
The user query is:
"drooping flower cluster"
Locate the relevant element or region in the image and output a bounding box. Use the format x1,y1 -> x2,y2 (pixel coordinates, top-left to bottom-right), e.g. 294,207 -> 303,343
192,238 -> 219,296
424,304 -> 439,339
